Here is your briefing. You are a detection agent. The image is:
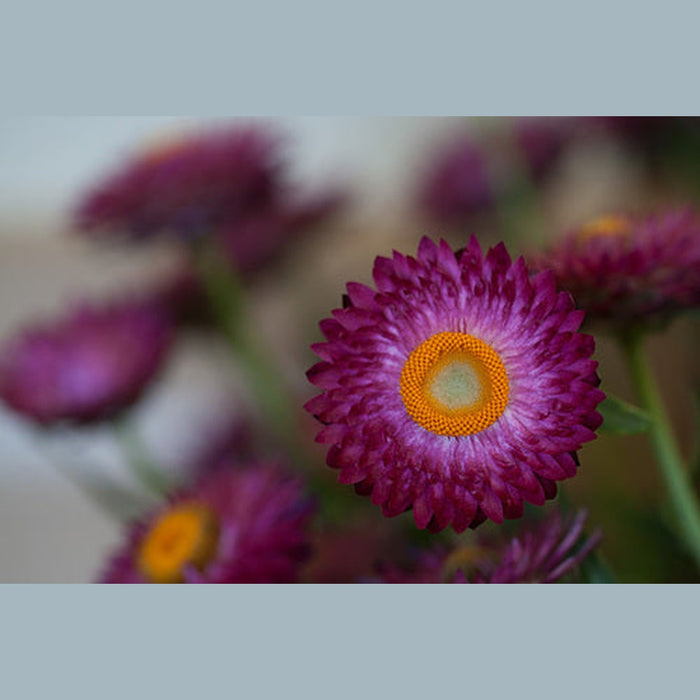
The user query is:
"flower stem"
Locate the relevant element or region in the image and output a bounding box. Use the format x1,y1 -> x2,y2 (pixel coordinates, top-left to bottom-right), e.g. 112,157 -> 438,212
622,333 -> 700,568
192,240 -> 364,523
192,239 -> 307,467
114,420 -> 173,498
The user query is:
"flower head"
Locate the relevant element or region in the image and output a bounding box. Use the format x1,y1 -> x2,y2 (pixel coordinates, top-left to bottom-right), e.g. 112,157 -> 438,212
306,237 -> 604,533
219,187 -> 346,276
471,509 -> 602,583
74,125 -> 283,240
99,464 -> 315,583
0,300 -> 173,425
514,117 -> 578,182
532,209 -> 700,329
376,509 -> 601,583
418,135 -> 493,224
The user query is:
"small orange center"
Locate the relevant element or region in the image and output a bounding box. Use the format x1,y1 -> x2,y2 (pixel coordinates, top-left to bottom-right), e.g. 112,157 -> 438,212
399,331 -> 509,437
577,214 -> 633,242
137,503 -> 219,583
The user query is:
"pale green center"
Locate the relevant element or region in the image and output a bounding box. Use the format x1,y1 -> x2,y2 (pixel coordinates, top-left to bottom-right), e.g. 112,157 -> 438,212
427,357 -> 485,411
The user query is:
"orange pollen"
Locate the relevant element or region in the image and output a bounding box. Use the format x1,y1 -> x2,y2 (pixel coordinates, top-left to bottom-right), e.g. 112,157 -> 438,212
137,502 -> 219,583
399,331 -> 509,437
577,214 -> 633,242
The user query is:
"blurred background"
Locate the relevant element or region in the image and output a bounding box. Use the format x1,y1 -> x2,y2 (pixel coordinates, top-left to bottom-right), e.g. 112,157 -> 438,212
1,116 -> 698,582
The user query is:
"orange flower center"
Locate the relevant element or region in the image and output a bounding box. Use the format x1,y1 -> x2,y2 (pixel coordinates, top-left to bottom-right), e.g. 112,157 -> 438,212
577,214 -> 633,242
399,331 -> 509,437
137,503 -> 219,583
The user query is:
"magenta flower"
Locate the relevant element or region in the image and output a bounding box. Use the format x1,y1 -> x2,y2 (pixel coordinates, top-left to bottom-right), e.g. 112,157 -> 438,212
219,187 -> 346,276
74,125 -> 282,241
0,300 -> 173,425
418,135 -> 493,224
99,464 -> 315,583
470,509 -> 602,583
306,237 -> 604,533
376,509 -> 601,583
531,209 -> 700,329
514,117 -> 578,181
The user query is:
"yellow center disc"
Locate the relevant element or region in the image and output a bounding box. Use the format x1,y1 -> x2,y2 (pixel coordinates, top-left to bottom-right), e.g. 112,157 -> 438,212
577,214 -> 632,242
399,331 -> 509,437
137,503 -> 219,583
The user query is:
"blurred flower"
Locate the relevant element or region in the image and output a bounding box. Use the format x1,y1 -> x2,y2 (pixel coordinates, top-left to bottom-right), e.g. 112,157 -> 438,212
470,509 -> 601,583
74,124 -> 347,278
417,134 -> 494,224
0,299 -> 173,425
531,209 -> 700,329
306,237 -> 604,533
99,463 -> 315,583
375,509 -> 601,583
220,187 -> 347,276
514,117 -> 579,181
74,125 -> 282,241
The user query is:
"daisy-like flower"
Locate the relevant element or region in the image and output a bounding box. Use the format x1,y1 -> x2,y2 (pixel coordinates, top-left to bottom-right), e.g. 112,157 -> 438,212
305,237 -> 604,533
376,509 -> 601,583
0,300 -> 173,425
99,464 -> 315,583
418,135 -> 494,224
471,509 -> 602,583
74,125 -> 283,241
532,209 -> 700,329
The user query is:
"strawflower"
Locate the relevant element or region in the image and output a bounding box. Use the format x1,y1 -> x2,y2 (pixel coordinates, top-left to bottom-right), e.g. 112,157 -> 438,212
532,209 -> 700,330
376,509 -> 601,583
99,463 -> 315,583
306,237 -> 604,533
74,125 -> 282,241
0,299 -> 172,425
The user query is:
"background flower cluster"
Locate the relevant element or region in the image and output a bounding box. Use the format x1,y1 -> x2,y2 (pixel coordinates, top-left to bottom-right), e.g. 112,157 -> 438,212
0,116 -> 698,583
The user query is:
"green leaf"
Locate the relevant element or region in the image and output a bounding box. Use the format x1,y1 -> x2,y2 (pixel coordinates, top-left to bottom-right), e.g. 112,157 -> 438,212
598,394 -> 652,435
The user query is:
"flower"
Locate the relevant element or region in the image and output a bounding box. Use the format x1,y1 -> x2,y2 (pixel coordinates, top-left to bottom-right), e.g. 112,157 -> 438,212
0,299 -> 173,425
74,124 -> 283,241
305,237 -> 604,533
514,117 -> 578,182
375,509 -> 601,583
99,464 -> 315,583
417,135 -> 494,224
219,187 -> 346,276
531,209 -> 700,329
471,509 -> 602,583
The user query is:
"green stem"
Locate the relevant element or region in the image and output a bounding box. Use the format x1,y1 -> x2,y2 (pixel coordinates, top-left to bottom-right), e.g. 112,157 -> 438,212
192,240 -> 363,523
114,420 -> 172,498
193,240 -> 306,465
622,333 -> 700,569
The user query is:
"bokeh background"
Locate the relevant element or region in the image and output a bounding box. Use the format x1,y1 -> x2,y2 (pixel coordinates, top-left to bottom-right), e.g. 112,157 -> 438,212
1,116 -> 698,582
